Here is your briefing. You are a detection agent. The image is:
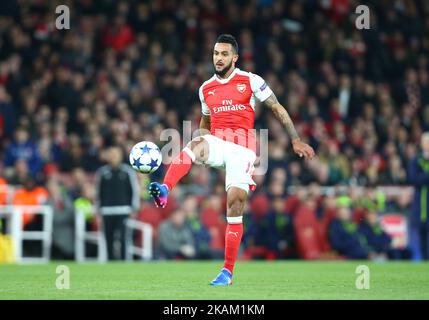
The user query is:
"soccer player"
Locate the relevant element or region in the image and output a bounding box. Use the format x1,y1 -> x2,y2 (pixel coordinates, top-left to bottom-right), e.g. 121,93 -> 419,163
148,34 -> 315,285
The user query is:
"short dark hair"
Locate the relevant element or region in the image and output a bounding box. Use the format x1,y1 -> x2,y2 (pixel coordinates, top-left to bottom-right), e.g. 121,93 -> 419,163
216,34 -> 239,54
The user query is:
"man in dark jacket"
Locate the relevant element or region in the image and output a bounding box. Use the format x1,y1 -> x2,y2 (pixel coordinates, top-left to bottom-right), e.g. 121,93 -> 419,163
329,206 -> 372,259
157,209 -> 196,259
243,196 -> 294,259
182,195 -> 214,259
4,127 -> 42,176
95,146 -> 140,260
357,210 -> 391,258
407,132 -> 429,260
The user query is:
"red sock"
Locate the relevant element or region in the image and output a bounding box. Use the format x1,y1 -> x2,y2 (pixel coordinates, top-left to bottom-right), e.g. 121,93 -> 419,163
163,148 -> 194,191
223,221 -> 243,274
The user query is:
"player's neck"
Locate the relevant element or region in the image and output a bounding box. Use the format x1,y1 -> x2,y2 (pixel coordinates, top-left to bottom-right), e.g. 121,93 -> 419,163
216,66 -> 236,80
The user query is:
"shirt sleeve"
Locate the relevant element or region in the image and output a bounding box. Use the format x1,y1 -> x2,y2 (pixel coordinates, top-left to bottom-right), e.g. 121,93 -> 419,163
199,85 -> 211,116
249,73 -> 273,102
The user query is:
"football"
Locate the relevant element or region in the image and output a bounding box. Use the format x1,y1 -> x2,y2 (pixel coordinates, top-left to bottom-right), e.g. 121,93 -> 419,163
129,141 -> 162,174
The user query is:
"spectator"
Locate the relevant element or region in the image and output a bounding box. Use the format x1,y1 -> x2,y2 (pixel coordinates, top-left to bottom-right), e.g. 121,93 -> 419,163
74,182 -> 96,230
183,195 -> 214,259
11,176 -> 48,256
0,85 -> 16,138
157,209 -> 196,260
101,15 -> 135,53
4,127 -> 42,176
243,194 -> 286,260
407,132 -> 429,260
46,177 -> 75,260
356,186 -> 386,213
60,135 -> 86,172
95,146 -> 140,260
0,176 -> 7,205
12,176 -> 48,228
37,122 -> 63,168
6,159 -> 30,186
268,196 -> 295,259
379,155 -> 407,185
0,1 -> 427,189
357,210 -> 391,259
328,205 -> 373,260
74,182 -> 98,258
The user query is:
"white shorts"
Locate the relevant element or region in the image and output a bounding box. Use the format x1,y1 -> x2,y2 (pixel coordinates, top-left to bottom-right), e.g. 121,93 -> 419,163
201,134 -> 256,193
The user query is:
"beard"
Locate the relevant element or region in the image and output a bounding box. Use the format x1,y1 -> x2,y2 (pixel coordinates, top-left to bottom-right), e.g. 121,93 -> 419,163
214,60 -> 233,77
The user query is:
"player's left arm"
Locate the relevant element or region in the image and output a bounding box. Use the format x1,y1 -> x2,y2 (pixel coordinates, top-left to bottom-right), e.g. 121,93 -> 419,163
264,93 -> 315,159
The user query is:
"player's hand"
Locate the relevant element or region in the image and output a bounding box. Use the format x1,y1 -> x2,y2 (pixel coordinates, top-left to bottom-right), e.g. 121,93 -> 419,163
292,139 -> 315,160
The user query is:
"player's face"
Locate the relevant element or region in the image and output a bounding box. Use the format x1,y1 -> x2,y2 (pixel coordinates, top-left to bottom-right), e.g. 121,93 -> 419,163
213,42 -> 238,76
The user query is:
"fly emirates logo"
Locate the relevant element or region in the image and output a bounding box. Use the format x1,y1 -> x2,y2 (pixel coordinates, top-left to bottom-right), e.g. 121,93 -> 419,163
212,100 -> 246,114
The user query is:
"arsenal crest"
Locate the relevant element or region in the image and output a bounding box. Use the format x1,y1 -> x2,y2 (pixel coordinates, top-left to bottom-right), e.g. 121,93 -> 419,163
236,83 -> 246,93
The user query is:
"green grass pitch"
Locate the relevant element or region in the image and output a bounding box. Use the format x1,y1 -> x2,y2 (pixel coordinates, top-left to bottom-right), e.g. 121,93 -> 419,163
0,261 -> 428,300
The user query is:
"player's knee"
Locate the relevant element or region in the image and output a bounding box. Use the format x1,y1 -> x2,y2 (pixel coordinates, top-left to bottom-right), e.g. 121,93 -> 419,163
227,191 -> 246,216
227,198 -> 245,216
186,137 -> 209,162
227,187 -> 247,216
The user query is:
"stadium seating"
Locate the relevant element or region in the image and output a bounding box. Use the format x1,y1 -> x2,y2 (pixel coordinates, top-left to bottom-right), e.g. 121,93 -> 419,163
293,205 -> 324,259
249,194 -> 270,219
139,205 -> 164,239
319,207 -> 337,252
293,205 -> 344,260
284,195 -> 300,215
200,208 -> 226,251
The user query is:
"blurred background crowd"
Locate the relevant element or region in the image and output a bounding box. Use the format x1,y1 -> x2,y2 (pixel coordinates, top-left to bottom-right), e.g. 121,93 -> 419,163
1,0 -> 429,262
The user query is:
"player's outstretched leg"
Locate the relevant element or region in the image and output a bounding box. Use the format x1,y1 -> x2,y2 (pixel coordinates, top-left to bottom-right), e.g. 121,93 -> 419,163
210,187 -> 246,286
148,137 -> 209,208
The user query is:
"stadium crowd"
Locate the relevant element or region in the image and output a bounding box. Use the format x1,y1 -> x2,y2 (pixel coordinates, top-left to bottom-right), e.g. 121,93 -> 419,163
1,0 -> 428,261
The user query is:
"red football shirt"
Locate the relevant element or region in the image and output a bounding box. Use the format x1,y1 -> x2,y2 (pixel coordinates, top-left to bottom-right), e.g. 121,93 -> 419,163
199,68 -> 273,152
